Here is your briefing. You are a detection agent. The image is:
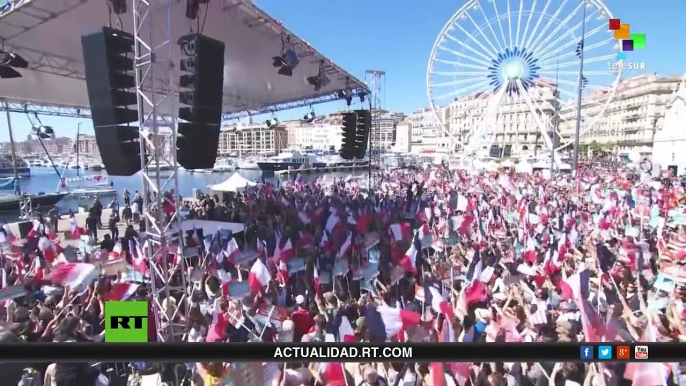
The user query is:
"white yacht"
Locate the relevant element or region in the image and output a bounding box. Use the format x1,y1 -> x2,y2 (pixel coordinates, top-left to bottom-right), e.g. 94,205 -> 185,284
213,158 -> 237,172
256,150 -> 325,172
237,158 -> 260,170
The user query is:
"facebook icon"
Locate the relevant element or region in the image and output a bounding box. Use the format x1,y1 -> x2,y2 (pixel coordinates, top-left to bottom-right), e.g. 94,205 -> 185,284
580,346 -> 594,359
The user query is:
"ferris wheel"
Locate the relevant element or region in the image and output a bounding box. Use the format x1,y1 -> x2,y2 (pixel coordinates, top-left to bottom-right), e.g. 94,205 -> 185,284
427,0 -> 622,159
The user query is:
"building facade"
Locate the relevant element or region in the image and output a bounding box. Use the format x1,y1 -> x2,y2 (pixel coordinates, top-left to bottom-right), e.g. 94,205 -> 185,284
392,122 -> 412,153
559,74 -> 683,154
75,135 -> 99,156
442,80 -> 562,156
651,76 -> 686,173
217,124 -> 288,157
407,108 -> 444,153
284,120 -> 343,151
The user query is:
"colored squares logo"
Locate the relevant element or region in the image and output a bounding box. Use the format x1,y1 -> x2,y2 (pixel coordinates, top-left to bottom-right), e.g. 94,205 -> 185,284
614,24 -> 630,40
632,33 -> 646,49
608,19 -> 645,60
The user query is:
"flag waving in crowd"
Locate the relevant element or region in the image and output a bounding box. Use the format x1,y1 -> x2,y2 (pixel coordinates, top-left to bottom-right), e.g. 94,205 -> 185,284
1,160 -> 686,386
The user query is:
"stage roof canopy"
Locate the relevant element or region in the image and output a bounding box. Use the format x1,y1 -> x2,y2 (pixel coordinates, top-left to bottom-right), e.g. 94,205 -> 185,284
0,0 -> 368,118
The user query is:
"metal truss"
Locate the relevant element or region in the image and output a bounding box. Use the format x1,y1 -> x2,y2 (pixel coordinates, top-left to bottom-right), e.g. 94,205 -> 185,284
2,43 -> 85,80
221,87 -> 369,120
132,0 -> 185,343
3,101 -> 90,118
365,69 -> 384,188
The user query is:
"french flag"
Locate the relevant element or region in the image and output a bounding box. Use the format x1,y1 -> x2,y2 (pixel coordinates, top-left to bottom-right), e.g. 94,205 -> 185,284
38,236 -> 56,263
418,223 -> 432,247
222,238 -> 241,263
320,231 -> 331,252
400,237 -> 421,273
313,265 -> 321,295
338,233 -> 352,258
33,257 -> 44,281
129,239 -> 148,276
248,258 -> 271,293
416,284 -> 454,320
327,313 -> 356,342
389,222 -> 412,241
69,218 -> 84,239
624,323 -> 668,386
104,282 -> 139,301
275,238 -> 294,262
365,304 -> 421,341
50,263 -> 98,288
26,220 -> 43,238
318,363 -> 346,386
110,241 -> 122,259
325,213 -> 341,234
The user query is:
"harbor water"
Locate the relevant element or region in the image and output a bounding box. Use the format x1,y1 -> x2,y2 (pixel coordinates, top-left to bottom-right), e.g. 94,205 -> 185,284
13,167 -> 367,216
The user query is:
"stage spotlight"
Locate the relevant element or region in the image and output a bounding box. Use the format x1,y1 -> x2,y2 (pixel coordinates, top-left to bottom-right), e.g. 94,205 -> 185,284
0,51 -> 29,69
266,117 -> 279,129
306,63 -> 330,92
303,111 -> 315,123
359,92 -> 366,103
0,66 -> 21,79
272,36 -> 299,77
32,126 -> 54,139
345,96 -> 352,106
337,90 -> 347,99
0,50 -> 29,79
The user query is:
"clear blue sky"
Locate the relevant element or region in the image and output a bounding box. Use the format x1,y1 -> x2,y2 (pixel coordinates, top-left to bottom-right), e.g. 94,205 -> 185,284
1,0 -> 684,142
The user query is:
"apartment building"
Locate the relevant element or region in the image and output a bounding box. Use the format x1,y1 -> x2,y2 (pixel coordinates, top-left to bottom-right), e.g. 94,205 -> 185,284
217,124 -> 288,156
284,119 -> 343,151
559,74 -> 682,154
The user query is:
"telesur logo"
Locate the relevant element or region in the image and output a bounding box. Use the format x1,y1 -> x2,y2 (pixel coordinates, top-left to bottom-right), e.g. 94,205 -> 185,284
607,18 -> 646,70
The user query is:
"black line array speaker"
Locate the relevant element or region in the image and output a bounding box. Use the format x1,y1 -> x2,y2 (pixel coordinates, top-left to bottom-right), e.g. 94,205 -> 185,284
81,26 -> 143,176
340,112 -> 356,160
177,34 -> 225,170
354,109 -> 371,159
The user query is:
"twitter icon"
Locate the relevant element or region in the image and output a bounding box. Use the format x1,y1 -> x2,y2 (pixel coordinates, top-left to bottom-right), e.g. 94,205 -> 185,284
598,346 -> 612,359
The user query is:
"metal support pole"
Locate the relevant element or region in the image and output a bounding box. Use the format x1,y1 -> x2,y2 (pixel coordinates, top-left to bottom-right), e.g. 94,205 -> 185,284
572,1 -> 587,173
3,102 -> 20,194
365,69 -> 385,191
132,0 -> 185,344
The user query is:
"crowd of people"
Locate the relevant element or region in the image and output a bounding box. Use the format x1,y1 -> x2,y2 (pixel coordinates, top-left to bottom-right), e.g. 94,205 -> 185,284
0,160 -> 685,386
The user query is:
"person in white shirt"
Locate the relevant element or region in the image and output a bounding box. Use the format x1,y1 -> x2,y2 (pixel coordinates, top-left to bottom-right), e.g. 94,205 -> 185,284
132,201 -> 140,224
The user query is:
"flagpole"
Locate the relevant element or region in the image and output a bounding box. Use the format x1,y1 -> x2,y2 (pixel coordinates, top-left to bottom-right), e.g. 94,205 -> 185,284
551,60 -> 560,176
572,1 -> 587,173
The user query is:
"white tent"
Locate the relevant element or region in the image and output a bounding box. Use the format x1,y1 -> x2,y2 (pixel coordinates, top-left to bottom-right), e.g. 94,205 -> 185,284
210,173 -> 257,193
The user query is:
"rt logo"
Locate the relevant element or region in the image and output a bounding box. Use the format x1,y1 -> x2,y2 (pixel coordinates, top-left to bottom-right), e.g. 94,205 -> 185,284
634,346 -> 649,360
105,301 -> 149,342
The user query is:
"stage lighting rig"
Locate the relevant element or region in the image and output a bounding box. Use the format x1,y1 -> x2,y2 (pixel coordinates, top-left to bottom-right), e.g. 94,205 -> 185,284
306,62 -> 330,92
108,0 -> 127,14
359,92 -> 367,103
266,117 -> 279,129
272,35 -> 299,77
303,111 -> 315,123
337,90 -> 353,107
0,49 -> 28,79
31,126 -> 54,139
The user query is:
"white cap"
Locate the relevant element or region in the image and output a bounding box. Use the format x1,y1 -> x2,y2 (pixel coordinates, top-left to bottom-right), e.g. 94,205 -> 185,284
295,295 -> 305,305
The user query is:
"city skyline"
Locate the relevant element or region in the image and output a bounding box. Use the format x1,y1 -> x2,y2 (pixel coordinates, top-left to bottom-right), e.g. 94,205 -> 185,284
0,0 -> 684,143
